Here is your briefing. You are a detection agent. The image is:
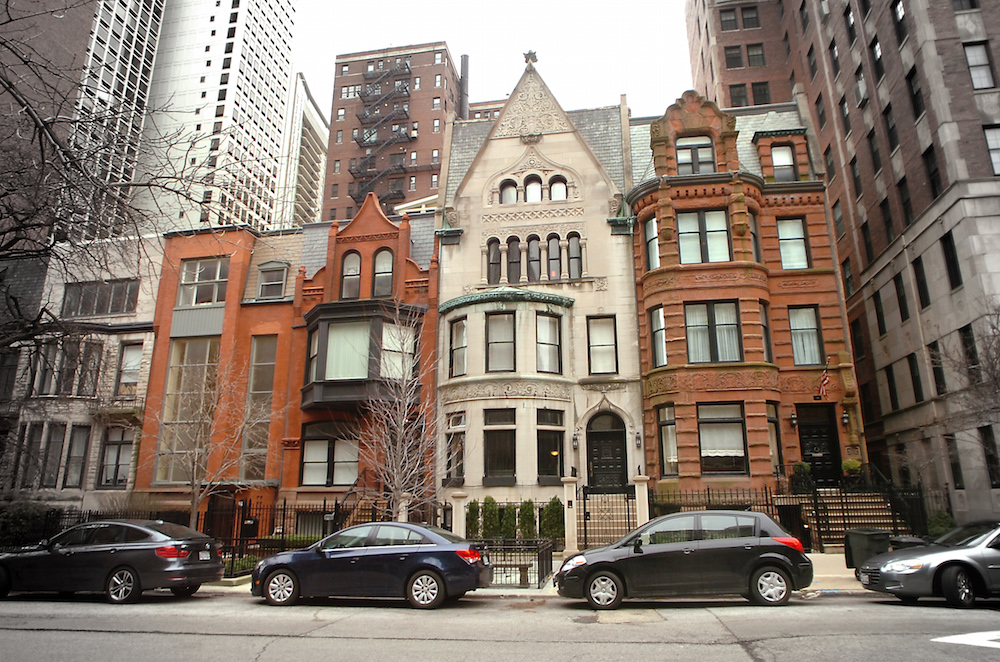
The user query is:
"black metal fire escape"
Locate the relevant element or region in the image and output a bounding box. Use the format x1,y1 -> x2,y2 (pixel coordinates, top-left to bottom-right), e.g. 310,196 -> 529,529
350,61 -> 412,204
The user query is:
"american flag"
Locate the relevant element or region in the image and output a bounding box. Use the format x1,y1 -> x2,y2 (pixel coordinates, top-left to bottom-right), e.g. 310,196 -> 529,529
818,366 -> 830,399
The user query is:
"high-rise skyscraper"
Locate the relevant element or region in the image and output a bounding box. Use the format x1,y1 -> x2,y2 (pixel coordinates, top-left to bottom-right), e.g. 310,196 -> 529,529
688,0 -> 1000,520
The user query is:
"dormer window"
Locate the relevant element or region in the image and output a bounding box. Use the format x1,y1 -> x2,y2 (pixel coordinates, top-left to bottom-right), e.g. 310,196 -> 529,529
258,263 -> 287,299
675,136 -> 715,175
340,252 -> 361,300
499,180 -> 517,204
772,145 -> 797,182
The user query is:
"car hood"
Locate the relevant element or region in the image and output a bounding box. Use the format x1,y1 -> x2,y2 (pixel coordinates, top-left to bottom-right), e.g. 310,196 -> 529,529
863,544 -> 966,568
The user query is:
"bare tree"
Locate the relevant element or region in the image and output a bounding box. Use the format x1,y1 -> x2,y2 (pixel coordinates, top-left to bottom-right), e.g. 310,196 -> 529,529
149,339 -> 276,527
353,303 -> 450,521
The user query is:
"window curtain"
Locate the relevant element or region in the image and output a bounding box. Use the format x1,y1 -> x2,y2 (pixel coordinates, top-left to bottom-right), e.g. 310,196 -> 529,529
327,321 -> 370,379
789,307 -> 822,364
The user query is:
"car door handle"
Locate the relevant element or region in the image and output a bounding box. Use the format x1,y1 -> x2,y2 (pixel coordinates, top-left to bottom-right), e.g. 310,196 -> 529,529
398,555 -> 409,561
744,545 -> 753,550
683,548 -> 694,555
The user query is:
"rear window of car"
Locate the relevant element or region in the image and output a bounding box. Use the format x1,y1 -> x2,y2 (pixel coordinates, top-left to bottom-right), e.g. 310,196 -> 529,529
145,521 -> 207,540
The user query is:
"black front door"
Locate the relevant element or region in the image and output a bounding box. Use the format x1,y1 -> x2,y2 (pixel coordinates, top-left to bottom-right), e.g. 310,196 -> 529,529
587,413 -> 628,493
796,404 -> 842,486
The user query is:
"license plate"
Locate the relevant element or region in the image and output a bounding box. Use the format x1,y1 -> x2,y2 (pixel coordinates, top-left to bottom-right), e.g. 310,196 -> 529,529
859,572 -> 870,585
199,550 -> 210,561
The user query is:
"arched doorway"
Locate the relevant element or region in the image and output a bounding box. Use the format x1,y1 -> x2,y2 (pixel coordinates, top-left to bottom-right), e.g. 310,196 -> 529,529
587,413 -> 628,493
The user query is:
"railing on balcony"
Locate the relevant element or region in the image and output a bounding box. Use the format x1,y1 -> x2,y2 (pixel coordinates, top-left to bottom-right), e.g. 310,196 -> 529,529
362,60 -> 411,82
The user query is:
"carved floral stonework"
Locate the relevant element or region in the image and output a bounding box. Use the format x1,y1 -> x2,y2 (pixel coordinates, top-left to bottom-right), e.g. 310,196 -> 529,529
494,72 -> 571,138
644,369 -> 781,396
512,148 -> 556,177
340,232 -> 397,243
439,380 -> 572,404
482,208 -> 585,224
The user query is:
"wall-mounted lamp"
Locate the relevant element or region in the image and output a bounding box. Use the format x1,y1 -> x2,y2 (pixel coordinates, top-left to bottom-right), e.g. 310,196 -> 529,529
635,431 -> 642,448
842,411 -> 850,428
572,433 -> 579,450
790,411 -> 798,428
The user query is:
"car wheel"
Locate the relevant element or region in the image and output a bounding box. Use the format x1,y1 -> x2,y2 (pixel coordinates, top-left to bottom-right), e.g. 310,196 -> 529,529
407,570 -> 445,609
941,566 -> 976,608
264,569 -> 299,606
106,566 -> 141,604
0,566 -> 10,599
170,585 -> 200,598
585,570 -> 624,610
749,566 -> 792,606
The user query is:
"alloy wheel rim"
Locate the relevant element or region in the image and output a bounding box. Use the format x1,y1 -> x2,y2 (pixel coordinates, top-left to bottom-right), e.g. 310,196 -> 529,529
110,570 -> 134,601
956,571 -> 972,603
268,574 -> 294,602
757,571 -> 787,602
412,574 -> 439,605
590,576 -> 618,606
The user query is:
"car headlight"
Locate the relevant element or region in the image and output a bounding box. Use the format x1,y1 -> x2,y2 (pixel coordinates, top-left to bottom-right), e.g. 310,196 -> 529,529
881,559 -> 924,574
560,555 -> 587,572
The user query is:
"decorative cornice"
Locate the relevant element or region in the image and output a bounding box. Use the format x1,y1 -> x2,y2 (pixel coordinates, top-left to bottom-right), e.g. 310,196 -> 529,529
482,207 -> 584,224
752,128 -> 808,142
439,378 -> 573,404
439,287 -> 575,314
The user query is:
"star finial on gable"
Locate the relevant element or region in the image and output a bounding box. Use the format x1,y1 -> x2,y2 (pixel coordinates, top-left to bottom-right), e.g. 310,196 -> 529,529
524,50 -> 537,66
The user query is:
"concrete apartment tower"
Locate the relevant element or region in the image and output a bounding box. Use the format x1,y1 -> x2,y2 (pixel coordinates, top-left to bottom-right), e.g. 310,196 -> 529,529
688,0 -> 1000,520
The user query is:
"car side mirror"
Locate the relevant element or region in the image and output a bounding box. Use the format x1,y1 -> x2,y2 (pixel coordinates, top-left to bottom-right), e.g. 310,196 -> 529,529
633,537 -> 643,552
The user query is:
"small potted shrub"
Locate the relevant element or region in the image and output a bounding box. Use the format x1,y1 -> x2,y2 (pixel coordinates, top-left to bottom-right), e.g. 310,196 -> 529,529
790,461 -> 812,494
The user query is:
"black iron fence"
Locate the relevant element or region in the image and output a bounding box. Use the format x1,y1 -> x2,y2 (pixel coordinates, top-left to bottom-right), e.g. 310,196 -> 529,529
474,539 -> 554,588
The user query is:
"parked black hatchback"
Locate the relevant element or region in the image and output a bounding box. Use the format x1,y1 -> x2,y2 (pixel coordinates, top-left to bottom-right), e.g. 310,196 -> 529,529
0,520 -> 224,603
555,510 -> 813,609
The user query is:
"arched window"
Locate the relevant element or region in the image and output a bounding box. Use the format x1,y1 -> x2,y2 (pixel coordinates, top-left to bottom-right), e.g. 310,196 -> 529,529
499,180 -> 517,205
549,177 -> 568,201
675,135 -> 715,175
547,234 -> 561,280
527,236 -> 541,282
340,252 -> 361,300
524,176 -> 542,203
568,233 -> 582,279
372,248 -> 393,297
487,238 -> 502,284
507,236 -> 521,282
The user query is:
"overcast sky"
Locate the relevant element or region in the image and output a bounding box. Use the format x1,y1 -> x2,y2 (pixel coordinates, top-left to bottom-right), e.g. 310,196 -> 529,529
290,0 -> 694,121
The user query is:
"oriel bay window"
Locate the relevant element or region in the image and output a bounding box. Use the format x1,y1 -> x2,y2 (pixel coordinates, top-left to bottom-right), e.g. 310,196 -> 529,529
300,422 -> 359,486
644,216 -> 660,270
449,317 -> 467,377
484,408 -> 516,485
325,320 -> 370,379
487,312 -> 515,372
537,409 -> 564,485
677,210 -> 731,264
685,301 -> 742,363
698,403 -> 748,474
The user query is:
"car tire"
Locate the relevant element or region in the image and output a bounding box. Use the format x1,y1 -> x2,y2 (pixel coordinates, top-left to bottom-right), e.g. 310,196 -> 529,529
749,566 -> 792,606
407,570 -> 445,609
585,570 -> 624,610
106,566 -> 141,604
264,569 -> 299,606
941,565 -> 976,608
170,585 -> 200,598
0,566 -> 10,599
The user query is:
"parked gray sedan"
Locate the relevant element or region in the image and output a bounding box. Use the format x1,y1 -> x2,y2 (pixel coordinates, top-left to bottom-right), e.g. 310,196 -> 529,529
858,520 -> 1000,607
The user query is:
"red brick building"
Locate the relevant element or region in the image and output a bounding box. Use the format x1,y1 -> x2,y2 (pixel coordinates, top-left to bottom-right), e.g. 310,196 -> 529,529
628,92 -> 861,489
134,194 -> 438,521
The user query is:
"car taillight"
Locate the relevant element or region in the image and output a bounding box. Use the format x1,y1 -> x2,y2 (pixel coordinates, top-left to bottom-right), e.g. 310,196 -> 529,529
155,545 -> 191,559
773,536 -> 804,553
455,549 -> 481,565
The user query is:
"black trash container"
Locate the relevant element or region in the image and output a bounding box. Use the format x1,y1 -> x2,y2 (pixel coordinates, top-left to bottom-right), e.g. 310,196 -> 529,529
844,528 -> 890,568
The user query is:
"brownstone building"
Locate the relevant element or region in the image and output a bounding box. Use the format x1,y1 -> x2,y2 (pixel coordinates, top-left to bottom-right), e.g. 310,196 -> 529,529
688,0 -> 1000,520
628,92 -> 860,489
322,43 -> 466,222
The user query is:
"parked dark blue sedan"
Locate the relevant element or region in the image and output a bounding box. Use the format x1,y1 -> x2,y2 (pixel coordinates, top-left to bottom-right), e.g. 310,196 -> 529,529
251,522 -> 492,608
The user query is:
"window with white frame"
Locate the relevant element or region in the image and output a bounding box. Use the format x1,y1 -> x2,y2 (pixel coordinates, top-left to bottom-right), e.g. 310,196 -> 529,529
536,313 -> 561,374
772,145 -> 796,182
789,306 -> 824,365
340,252 -> 361,299
115,344 -> 142,397
486,312 -> 515,372
325,321 -> 370,379
449,317 -> 467,377
524,176 -> 542,203
587,316 -> 618,374
698,403 -> 748,474
499,180 -> 517,204
986,126 -> 1000,175
300,423 -> 359,486
177,257 -> 229,306
677,210 -> 731,264
444,412 -> 465,485
658,405 -> 678,476
777,218 -> 810,268
372,249 -> 393,297
549,177 -> 568,201
380,323 -> 415,380
675,136 -> 715,174
686,301 -> 741,363
650,306 -> 667,368
644,216 -> 660,270
965,43 -> 996,89
258,265 -> 286,299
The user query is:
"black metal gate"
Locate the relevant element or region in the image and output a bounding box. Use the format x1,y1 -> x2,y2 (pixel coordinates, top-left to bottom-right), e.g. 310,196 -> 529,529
579,485 -> 636,549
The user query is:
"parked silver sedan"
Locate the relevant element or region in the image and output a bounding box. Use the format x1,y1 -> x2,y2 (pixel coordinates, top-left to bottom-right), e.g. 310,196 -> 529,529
858,520 -> 1000,607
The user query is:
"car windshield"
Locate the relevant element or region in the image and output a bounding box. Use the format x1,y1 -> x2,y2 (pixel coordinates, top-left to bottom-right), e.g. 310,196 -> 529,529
933,522 -> 999,547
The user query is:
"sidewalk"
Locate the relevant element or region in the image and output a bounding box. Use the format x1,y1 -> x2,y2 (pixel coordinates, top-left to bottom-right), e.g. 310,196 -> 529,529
208,551 -> 867,598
